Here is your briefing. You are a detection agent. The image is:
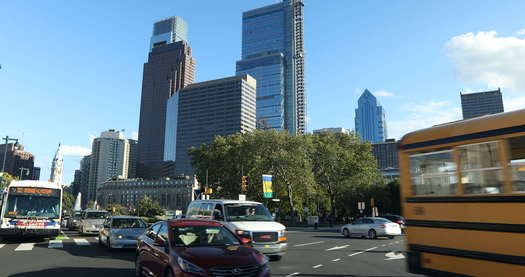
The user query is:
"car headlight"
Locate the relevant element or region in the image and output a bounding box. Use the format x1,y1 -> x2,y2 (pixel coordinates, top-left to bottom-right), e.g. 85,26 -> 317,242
113,234 -> 124,239
92,224 -> 97,228
278,230 -> 285,237
236,230 -> 251,238
177,257 -> 204,273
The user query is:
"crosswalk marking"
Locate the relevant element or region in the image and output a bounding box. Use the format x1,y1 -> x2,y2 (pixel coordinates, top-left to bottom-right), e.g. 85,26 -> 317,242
74,239 -> 90,246
15,243 -> 35,251
48,240 -> 63,248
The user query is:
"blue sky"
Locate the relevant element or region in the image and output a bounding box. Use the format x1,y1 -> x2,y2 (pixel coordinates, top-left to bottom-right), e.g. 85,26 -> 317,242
1,0 -> 525,184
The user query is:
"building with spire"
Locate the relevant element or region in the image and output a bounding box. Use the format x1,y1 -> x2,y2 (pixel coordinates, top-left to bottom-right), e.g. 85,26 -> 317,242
355,89 -> 387,143
49,143 -> 63,185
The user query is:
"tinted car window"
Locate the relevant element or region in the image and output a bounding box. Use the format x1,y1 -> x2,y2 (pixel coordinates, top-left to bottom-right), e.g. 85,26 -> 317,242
171,225 -> 240,247
374,218 -> 391,223
147,223 -> 162,240
112,218 -> 146,229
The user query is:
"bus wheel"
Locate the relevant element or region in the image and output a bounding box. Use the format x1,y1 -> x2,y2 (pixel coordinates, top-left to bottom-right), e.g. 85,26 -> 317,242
368,229 -> 377,239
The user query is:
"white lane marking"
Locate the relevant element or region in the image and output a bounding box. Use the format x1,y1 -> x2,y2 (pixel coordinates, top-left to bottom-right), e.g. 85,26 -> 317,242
388,243 -> 394,245
332,258 -> 341,262
326,244 -> 350,251
286,273 -> 300,277
381,244 -> 386,247
293,241 -> 324,247
385,251 -> 406,260
312,264 -> 323,269
349,251 -> 364,256
15,243 -> 35,251
74,238 -> 90,246
365,246 -> 378,251
48,240 -> 63,248
0,244 -> 5,249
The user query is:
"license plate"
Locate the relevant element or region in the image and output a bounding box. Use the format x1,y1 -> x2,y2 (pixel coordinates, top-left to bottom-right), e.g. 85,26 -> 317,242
264,245 -> 271,247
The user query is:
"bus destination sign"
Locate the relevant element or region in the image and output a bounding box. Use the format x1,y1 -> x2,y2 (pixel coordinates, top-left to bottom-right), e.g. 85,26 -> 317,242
10,187 -> 60,197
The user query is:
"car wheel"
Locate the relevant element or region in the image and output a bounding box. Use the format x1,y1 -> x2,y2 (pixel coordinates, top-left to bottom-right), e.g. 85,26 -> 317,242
368,229 -> 377,239
135,256 -> 143,277
164,268 -> 174,277
98,235 -> 103,246
107,238 -> 113,251
343,228 -> 350,238
269,255 -> 282,261
388,235 -> 394,239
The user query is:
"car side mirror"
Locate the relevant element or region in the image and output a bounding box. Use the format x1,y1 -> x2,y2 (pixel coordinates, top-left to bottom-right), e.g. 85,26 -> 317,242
240,237 -> 251,244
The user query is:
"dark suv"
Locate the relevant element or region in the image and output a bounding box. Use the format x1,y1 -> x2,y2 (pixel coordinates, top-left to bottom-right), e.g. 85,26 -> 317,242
135,219 -> 270,277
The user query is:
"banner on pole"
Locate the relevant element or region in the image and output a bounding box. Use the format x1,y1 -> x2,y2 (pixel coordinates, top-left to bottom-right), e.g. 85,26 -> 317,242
262,175 -> 273,198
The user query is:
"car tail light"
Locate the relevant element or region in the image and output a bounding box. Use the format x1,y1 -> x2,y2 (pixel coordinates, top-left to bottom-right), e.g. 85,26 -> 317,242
379,224 -> 386,228
396,220 -> 402,224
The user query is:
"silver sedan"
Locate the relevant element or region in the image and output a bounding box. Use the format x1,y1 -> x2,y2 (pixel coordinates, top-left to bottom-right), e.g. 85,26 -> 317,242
341,217 -> 401,239
98,216 -> 147,250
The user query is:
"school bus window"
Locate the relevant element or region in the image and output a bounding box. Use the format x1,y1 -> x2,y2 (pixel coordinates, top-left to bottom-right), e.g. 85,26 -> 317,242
508,136 -> 525,192
409,150 -> 457,195
459,141 -> 503,194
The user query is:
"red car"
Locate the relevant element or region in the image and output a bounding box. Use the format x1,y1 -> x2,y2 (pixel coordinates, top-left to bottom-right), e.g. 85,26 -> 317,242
135,219 -> 271,277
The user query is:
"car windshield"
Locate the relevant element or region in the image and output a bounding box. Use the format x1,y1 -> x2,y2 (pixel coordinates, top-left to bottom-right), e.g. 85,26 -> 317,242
112,218 -> 146,229
86,212 -> 108,219
5,195 -> 61,219
375,218 -> 392,223
172,225 -> 240,247
224,203 -> 273,221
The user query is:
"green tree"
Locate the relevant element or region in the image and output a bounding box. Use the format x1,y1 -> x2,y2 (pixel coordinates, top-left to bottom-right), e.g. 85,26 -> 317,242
137,196 -> 164,218
309,132 -> 381,224
87,200 -> 96,209
0,172 -> 17,188
106,204 -> 129,215
62,192 -> 75,215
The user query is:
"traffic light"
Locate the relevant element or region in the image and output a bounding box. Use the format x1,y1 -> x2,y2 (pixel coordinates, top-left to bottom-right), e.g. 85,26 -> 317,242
206,188 -> 213,194
241,176 -> 249,192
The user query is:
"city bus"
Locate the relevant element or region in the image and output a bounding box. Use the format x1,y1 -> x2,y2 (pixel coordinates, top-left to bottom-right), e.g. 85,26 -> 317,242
399,109 -> 525,276
0,180 -> 63,240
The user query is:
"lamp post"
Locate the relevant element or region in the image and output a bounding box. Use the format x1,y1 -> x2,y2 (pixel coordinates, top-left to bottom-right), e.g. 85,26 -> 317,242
1,136 -> 19,174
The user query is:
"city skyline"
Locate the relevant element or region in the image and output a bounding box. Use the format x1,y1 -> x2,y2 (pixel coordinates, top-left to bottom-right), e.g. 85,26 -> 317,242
2,0 -> 525,184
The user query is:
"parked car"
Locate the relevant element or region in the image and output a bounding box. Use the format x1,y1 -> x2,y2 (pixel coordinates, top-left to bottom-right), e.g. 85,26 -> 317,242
341,217 -> 401,239
135,219 -> 270,277
68,211 -> 83,231
78,209 -> 109,235
381,215 -> 406,230
185,199 -> 287,261
99,216 -> 147,250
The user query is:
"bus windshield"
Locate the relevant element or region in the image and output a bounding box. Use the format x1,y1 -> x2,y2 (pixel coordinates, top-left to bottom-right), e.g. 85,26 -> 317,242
5,195 -> 61,219
224,203 -> 273,222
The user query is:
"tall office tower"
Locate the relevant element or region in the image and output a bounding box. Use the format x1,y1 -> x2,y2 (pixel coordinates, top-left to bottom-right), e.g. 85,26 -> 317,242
72,169 -> 82,197
164,74 -> 257,176
355,89 -> 387,143
79,154 -> 91,209
371,139 -> 400,179
137,17 -> 195,179
32,167 -> 40,180
49,144 -> 63,185
127,139 -> 138,179
0,143 -> 36,180
461,88 -> 504,119
87,130 -> 130,203
236,0 -> 306,135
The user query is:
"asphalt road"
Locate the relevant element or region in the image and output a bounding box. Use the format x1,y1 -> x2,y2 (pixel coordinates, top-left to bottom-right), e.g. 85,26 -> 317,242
0,229 -> 419,277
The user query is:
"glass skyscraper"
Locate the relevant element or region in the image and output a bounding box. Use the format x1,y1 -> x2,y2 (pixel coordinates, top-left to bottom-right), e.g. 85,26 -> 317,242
236,0 -> 306,135
149,16 -> 188,50
355,89 -> 387,143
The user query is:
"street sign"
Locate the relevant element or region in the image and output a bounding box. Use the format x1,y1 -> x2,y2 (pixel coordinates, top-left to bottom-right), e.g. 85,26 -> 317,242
262,175 -> 273,198
239,194 -> 246,201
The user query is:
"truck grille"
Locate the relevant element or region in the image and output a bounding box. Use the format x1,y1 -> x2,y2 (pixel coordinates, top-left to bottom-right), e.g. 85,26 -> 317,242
209,264 -> 261,277
252,232 -> 277,243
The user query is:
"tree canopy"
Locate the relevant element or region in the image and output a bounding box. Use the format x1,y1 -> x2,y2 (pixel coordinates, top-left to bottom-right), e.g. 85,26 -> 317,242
137,196 -> 165,218
189,130 -> 392,221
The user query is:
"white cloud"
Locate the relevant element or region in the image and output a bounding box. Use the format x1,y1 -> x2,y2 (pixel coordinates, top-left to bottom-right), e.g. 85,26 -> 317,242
88,135 -> 96,145
374,90 -> 394,97
61,145 -> 91,157
388,101 -> 462,139
516,29 -> 525,36
132,131 -> 139,141
504,95 -> 525,112
445,30 -> 525,93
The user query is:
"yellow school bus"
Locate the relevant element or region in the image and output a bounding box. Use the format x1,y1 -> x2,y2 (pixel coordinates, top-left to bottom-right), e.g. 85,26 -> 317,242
399,109 -> 525,277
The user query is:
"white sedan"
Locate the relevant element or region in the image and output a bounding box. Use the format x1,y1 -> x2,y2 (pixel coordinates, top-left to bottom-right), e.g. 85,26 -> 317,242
341,217 -> 401,239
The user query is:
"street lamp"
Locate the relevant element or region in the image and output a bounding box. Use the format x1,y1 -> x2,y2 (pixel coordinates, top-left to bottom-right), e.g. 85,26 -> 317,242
1,136 -> 19,174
